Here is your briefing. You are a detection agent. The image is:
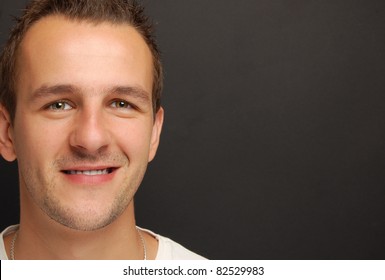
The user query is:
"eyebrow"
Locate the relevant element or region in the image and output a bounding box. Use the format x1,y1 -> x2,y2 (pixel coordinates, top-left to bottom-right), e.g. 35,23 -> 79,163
109,86 -> 150,104
30,84 -> 80,101
30,84 -> 151,104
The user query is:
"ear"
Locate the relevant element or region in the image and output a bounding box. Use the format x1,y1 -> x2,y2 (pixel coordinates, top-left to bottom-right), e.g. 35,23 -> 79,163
148,107 -> 164,162
0,104 -> 17,162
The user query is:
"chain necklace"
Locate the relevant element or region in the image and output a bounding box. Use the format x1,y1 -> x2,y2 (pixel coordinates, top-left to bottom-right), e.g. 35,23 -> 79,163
10,227 -> 147,260
137,227 -> 147,260
9,230 -> 18,260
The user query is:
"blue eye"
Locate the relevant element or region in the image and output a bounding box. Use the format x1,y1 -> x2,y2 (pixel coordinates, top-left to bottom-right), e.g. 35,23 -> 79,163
111,100 -> 132,109
48,101 -> 73,110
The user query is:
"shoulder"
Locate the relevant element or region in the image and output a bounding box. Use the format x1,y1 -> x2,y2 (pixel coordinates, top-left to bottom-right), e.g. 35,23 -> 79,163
156,234 -> 207,260
138,227 -> 207,260
0,225 -> 19,260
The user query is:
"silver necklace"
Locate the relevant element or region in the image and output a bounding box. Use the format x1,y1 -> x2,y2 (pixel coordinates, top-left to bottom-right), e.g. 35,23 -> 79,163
9,230 -> 18,260
10,227 -> 147,260
137,227 -> 147,260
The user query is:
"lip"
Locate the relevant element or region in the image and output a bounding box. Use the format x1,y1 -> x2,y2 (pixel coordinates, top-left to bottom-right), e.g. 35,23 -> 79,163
61,166 -> 119,185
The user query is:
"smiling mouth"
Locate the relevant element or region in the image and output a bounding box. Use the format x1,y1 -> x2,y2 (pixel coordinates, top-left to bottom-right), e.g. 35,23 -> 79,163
63,168 -> 115,175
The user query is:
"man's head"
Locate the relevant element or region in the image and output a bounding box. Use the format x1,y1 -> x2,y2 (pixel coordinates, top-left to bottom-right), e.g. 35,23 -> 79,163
0,0 -> 164,231
0,0 -> 163,122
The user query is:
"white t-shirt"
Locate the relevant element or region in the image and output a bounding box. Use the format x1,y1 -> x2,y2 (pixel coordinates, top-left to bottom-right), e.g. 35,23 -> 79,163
0,225 -> 206,260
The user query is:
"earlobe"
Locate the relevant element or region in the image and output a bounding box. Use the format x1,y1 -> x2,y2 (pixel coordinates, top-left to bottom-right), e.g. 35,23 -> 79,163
148,107 -> 164,162
0,104 -> 17,162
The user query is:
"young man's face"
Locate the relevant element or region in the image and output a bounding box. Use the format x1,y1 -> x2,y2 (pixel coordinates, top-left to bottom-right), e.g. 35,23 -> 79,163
2,16 -> 163,231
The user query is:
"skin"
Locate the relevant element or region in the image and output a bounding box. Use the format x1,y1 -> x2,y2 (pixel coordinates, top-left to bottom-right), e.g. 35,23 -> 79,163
0,15 -> 163,259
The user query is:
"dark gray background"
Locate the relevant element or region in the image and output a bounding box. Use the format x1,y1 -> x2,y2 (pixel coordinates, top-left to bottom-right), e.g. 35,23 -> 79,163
1,0 -> 384,259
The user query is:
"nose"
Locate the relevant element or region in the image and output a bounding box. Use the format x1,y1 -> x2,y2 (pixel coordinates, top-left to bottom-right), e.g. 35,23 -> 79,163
69,107 -> 111,154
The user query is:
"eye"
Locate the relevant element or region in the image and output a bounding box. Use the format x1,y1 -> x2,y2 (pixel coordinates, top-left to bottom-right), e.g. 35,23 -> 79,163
48,101 -> 73,111
111,100 -> 133,109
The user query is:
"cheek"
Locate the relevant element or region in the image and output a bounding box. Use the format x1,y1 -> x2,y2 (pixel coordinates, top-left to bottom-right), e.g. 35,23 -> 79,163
114,120 -> 153,159
13,116 -> 65,164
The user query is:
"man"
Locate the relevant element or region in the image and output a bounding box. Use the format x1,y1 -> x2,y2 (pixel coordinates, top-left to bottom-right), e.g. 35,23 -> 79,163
0,0 -> 205,260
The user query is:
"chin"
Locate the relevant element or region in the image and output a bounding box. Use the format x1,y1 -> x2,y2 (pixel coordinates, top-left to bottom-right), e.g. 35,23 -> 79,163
43,199 -> 128,232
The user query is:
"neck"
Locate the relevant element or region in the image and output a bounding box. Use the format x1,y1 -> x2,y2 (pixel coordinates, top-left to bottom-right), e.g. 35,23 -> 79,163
17,200 -> 144,259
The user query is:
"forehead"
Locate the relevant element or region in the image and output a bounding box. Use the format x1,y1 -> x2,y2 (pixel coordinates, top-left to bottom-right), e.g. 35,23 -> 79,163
16,15 -> 153,97
21,15 -> 149,50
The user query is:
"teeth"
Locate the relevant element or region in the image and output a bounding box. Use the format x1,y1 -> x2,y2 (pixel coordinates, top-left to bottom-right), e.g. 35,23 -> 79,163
67,169 -> 110,175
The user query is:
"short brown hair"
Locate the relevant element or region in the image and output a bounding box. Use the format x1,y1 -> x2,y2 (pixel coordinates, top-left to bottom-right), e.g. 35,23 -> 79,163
0,0 -> 162,121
